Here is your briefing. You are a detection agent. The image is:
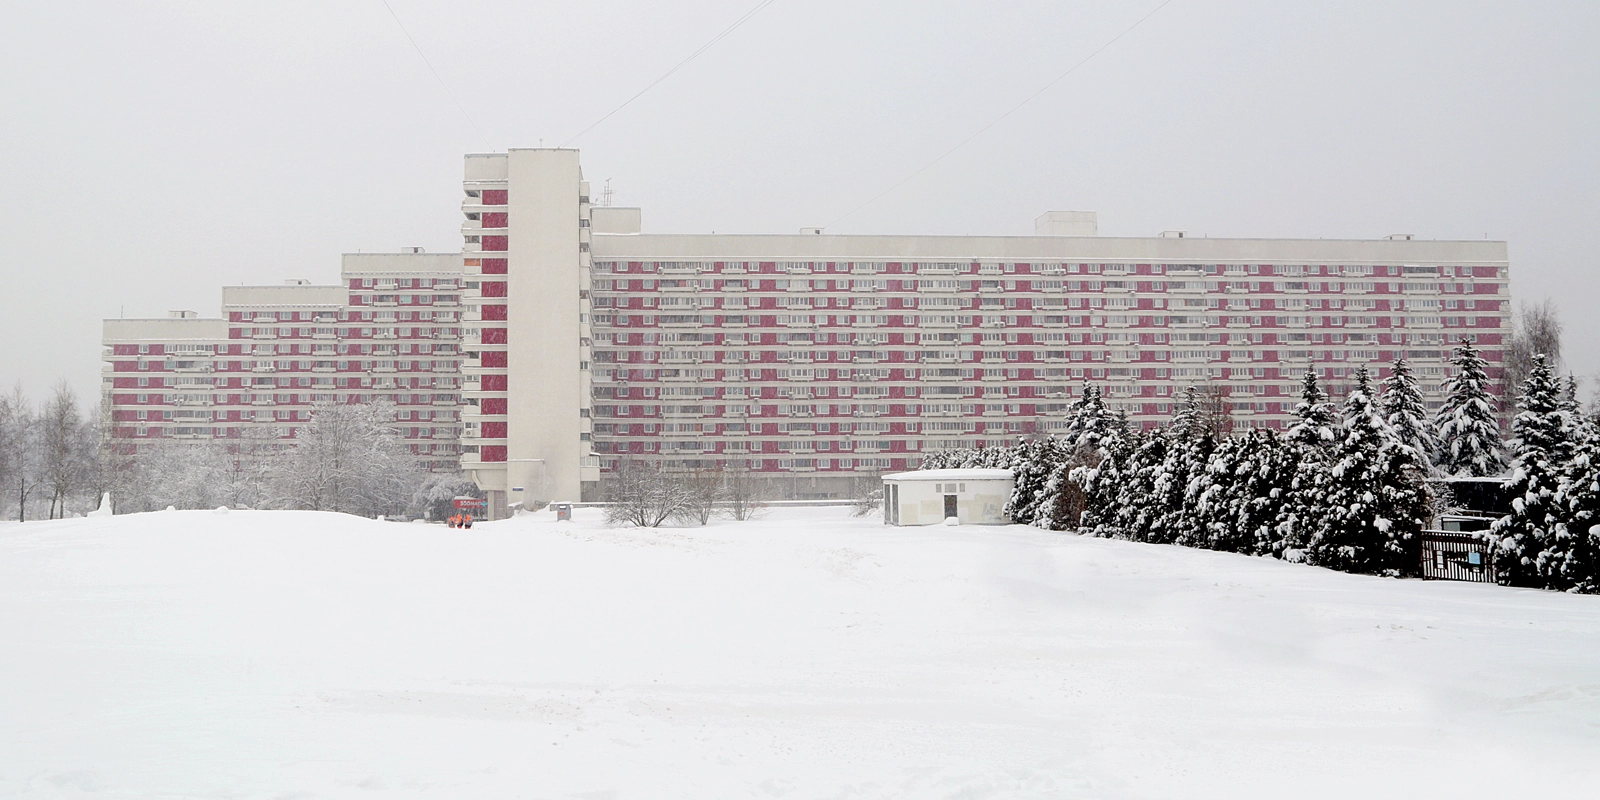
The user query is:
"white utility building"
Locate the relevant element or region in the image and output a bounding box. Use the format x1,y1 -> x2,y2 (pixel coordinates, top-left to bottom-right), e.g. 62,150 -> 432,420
882,469 -> 1015,526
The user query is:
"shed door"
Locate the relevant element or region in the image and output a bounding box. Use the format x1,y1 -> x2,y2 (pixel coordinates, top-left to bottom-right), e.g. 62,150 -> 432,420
885,484 -> 898,525
943,494 -> 958,520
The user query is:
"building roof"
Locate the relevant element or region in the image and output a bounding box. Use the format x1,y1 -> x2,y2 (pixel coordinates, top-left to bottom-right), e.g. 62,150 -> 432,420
884,469 -> 1014,482
592,234 -> 1508,265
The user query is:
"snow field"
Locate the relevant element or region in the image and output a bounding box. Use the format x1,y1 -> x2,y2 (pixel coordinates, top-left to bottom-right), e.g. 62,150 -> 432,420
1,507 -> 1597,798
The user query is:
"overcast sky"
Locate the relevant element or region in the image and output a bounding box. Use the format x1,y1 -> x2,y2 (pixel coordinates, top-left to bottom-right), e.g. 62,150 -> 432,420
3,0 -> 1597,405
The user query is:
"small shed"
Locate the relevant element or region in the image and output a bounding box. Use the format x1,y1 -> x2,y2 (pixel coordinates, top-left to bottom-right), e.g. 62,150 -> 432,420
882,469 -> 1014,526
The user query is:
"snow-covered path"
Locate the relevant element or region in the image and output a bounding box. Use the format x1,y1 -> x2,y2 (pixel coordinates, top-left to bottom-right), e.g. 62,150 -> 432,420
1,507 -> 1596,798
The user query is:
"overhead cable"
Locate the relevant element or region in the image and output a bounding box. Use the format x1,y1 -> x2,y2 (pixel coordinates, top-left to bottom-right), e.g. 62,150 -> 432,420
826,0 -> 1177,229
561,0 -> 781,147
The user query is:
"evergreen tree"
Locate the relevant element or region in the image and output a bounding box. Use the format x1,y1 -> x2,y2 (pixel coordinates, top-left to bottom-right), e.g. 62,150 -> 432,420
1554,425 -> 1600,593
1286,371 -> 1338,449
1069,383 -> 1115,450
1309,366 -> 1389,572
1237,429 -> 1291,556
1076,427 -> 1132,536
1109,427 -> 1171,542
1434,338 -> 1507,476
1490,355 -> 1569,588
1005,437 -> 1061,526
1558,375 -> 1589,463
1379,359 -> 1439,470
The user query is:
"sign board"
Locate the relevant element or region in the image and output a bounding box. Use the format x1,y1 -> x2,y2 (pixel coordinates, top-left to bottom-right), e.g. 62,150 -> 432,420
453,498 -> 487,509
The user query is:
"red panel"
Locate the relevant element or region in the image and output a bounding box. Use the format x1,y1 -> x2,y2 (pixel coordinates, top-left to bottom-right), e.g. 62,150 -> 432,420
481,350 -> 507,367
482,421 -> 507,438
482,190 -> 507,205
482,235 -> 508,251
482,258 -> 508,274
482,445 -> 507,462
482,305 -> 507,320
481,398 -> 507,415
481,281 -> 507,297
482,212 -> 508,228
481,374 -> 508,391
481,327 -> 507,344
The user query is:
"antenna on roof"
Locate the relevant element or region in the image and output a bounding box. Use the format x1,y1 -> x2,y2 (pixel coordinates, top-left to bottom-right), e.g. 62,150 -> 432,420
600,179 -> 615,208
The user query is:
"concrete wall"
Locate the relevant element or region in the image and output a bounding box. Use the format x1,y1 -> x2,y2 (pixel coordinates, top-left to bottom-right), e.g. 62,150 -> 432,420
885,478 -> 1013,526
505,149 -> 587,505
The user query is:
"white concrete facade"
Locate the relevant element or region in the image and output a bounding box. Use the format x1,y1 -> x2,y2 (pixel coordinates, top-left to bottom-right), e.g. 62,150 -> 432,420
883,469 -> 1015,525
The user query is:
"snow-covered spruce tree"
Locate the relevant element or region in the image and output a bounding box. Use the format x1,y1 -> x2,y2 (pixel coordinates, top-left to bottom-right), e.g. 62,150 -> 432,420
1309,367 -> 1428,576
1434,338 -> 1507,477
1075,424 -> 1133,536
1192,433 -> 1248,553
1380,359 -> 1439,472
1558,375 -> 1589,464
1034,450 -> 1094,531
1554,425 -> 1600,593
1005,436 -> 1062,526
1237,429 -> 1293,556
1106,426 -> 1170,542
1491,355 -> 1574,588
1276,370 -> 1337,560
1069,383 -> 1116,450
1150,387 -> 1215,546
1286,370 -> 1337,448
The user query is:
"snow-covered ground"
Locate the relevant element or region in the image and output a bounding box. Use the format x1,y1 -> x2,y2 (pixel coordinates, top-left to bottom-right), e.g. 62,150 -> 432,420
1,508 -> 1597,799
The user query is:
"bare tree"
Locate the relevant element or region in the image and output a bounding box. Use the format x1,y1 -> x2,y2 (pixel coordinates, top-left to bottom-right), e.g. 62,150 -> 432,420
268,400 -> 419,517
719,461 -> 767,521
603,458 -> 687,527
1504,299 -> 1564,397
1193,384 -> 1236,438
672,469 -> 725,526
39,382 -> 90,519
0,385 -> 41,520
849,473 -> 883,517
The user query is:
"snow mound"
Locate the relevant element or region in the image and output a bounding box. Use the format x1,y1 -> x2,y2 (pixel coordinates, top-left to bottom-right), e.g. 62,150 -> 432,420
1,507 -> 1597,798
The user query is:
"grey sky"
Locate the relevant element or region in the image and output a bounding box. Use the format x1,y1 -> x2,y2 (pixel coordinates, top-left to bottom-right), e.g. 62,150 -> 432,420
3,1 -> 1597,404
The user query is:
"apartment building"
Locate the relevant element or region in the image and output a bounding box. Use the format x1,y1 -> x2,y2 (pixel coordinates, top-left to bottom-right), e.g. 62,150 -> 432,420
455,148 -> 1512,512
102,251 -> 464,470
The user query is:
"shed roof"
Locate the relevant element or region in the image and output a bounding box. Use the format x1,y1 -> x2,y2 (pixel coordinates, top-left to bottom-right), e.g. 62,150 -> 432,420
883,469 -> 1014,482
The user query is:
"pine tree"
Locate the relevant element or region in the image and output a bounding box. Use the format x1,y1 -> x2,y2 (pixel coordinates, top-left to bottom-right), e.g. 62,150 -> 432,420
1558,375 -> 1588,464
1555,425 -> 1600,593
1490,355 -> 1570,588
1379,359 -> 1439,470
1076,427 -> 1132,536
1109,427 -> 1170,542
1309,366 -> 1389,572
1286,371 -> 1338,449
1434,338 -> 1507,477
1237,429 -> 1291,556
1069,383 -> 1115,450
1005,436 -> 1061,526
1276,371 -> 1336,560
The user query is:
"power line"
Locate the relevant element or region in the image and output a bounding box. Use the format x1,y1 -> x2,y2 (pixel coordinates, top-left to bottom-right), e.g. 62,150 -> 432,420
380,0 -> 488,146
561,0 -> 780,147
825,0 -> 1177,229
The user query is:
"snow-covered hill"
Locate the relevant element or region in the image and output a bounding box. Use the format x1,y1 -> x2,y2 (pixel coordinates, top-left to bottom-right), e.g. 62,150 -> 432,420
1,508 -> 1596,798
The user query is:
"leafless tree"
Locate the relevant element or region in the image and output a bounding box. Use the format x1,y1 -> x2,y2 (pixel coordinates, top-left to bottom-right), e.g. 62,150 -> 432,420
1504,299 -> 1564,397
849,473 -> 883,517
719,461 -> 767,521
268,400 -> 419,516
603,458 -> 687,527
39,381 -> 92,518
0,385 -> 41,520
1193,384 -> 1235,438
671,469 -> 726,526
